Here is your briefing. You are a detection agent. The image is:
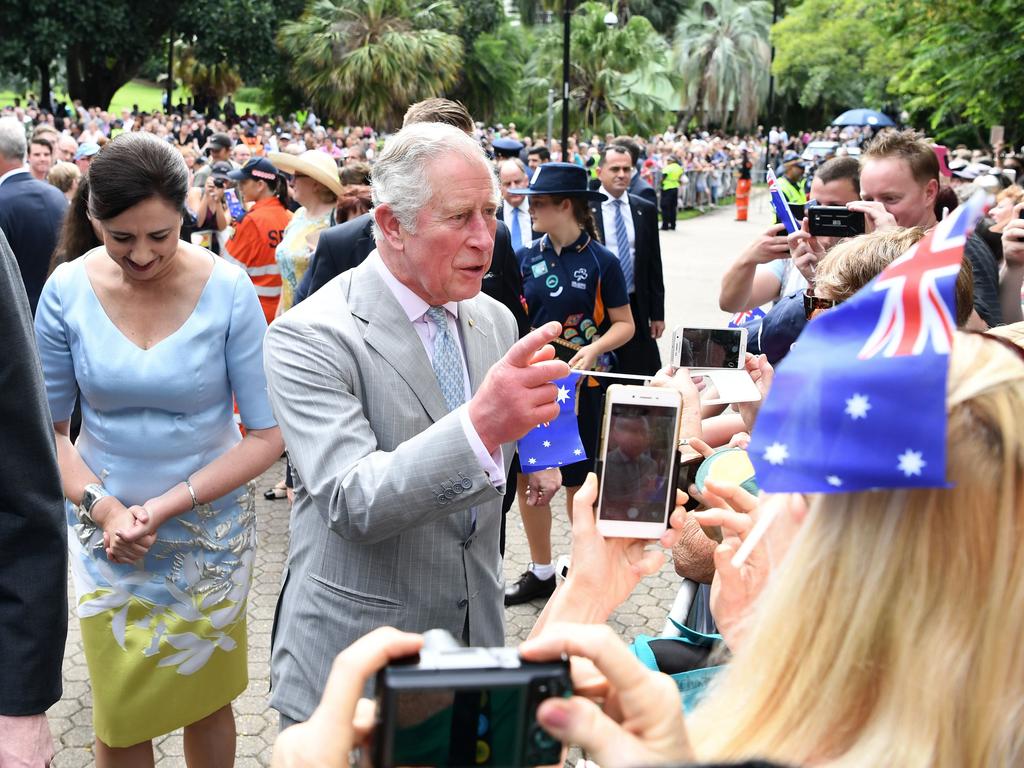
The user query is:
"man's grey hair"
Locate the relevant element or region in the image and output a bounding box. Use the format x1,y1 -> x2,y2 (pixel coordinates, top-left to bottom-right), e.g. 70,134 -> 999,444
0,117 -> 27,161
498,157 -> 529,178
372,122 -> 498,238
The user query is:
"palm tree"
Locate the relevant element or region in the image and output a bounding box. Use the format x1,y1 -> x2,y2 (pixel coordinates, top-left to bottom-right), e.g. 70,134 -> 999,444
672,0 -> 770,131
524,2 -> 679,135
277,0 -> 464,129
175,47 -> 243,114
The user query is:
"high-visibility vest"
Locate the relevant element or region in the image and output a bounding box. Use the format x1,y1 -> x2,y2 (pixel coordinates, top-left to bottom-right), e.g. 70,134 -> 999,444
777,174 -> 807,206
223,196 -> 292,323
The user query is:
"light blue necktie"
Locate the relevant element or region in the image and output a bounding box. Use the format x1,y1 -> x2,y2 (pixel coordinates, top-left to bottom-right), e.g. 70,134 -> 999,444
425,306 -> 475,534
613,198 -> 634,293
426,306 -> 465,411
510,207 -> 524,252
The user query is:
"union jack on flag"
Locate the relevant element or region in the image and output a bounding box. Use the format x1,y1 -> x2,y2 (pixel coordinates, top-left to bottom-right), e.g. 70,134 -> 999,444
749,192 -> 987,494
729,307 -> 766,328
859,193 -> 985,359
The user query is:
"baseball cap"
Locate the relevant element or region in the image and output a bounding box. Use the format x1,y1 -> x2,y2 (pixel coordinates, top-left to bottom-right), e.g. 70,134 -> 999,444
227,157 -> 280,183
210,161 -> 234,181
208,132 -> 232,151
74,142 -> 100,161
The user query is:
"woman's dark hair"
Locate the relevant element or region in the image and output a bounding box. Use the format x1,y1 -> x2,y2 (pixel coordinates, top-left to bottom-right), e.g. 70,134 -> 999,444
550,195 -> 600,241
87,132 -> 189,220
48,175 -> 101,276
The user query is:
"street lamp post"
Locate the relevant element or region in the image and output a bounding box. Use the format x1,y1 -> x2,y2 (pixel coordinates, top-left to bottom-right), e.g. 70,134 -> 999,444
561,0 -> 572,157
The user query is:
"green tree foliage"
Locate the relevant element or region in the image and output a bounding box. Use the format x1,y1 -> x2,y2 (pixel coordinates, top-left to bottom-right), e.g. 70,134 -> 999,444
456,26 -> 530,125
174,48 -> 243,112
277,0 -> 464,129
673,0 -> 770,131
526,2 -> 678,135
0,1 -> 66,110
879,0 -> 1024,145
628,0 -> 689,37
770,0 -> 896,118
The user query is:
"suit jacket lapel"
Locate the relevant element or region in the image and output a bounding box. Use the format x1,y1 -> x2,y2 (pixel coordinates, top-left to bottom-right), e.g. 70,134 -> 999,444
345,259 -> 450,423
457,299 -> 494,393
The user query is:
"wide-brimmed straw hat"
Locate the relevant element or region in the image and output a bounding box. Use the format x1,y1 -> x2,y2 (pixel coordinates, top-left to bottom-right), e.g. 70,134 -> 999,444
507,162 -> 607,202
267,150 -> 343,197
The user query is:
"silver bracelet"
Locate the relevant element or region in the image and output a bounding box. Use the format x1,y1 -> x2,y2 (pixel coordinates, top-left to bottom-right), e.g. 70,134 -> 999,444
184,478 -> 199,510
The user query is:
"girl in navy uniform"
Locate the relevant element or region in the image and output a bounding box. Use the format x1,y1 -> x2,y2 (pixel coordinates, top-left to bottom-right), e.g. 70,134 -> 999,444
504,162 -> 635,605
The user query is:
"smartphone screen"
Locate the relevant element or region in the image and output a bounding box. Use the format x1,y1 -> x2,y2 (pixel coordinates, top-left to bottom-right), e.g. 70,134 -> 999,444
677,328 -> 743,369
598,402 -> 679,524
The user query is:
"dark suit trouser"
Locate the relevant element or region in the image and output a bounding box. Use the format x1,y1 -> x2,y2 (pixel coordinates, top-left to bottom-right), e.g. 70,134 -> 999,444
614,294 -> 662,376
660,188 -> 678,229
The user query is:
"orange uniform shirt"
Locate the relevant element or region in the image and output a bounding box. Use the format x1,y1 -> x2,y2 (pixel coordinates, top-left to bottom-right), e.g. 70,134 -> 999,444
224,197 -> 292,323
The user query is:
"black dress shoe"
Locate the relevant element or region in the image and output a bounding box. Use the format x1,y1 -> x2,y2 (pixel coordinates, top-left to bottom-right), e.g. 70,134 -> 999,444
504,570 -> 556,606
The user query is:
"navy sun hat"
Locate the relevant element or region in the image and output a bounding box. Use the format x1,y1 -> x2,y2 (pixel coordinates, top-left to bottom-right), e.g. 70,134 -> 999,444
227,157 -> 279,184
508,162 -> 607,202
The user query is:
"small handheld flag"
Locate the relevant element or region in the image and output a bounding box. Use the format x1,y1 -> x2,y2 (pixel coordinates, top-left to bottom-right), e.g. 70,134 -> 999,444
517,373 -> 586,470
749,192 -> 987,493
767,168 -> 800,234
730,307 -> 766,328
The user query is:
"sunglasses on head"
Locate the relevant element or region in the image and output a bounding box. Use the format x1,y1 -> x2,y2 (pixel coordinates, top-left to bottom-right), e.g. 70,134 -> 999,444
803,289 -> 840,320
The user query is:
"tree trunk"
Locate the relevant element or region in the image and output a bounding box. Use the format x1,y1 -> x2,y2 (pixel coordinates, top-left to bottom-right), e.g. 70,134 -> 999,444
65,42 -> 139,109
35,58 -> 52,113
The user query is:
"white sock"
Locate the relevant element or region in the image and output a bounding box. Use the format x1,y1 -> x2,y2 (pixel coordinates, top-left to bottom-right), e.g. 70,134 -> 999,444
530,562 -> 555,580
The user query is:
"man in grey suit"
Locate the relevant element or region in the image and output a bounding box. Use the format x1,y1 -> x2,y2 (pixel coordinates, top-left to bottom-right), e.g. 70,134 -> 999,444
264,122 -> 569,727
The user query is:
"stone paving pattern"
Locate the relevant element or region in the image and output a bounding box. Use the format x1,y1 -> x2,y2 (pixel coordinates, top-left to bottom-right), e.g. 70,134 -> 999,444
47,195 -> 772,765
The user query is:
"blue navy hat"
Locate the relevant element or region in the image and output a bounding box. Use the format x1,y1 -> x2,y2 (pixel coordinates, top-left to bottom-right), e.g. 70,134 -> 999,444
227,157 -> 280,184
492,137 -> 525,157
508,162 -> 607,202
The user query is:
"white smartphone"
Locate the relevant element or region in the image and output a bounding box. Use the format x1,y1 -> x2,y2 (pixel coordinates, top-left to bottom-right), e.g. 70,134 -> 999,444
670,326 -> 747,369
595,385 -> 683,539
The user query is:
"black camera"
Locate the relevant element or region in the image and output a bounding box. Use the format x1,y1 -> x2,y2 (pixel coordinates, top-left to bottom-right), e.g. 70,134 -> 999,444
807,205 -> 866,238
374,629 -> 571,768
213,178 -> 226,188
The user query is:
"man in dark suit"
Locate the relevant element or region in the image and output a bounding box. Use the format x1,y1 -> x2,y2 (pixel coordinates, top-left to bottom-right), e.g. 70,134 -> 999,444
498,158 -> 541,253
0,117 -> 68,314
613,135 -> 658,207
589,144 -> 666,375
0,229 -> 67,764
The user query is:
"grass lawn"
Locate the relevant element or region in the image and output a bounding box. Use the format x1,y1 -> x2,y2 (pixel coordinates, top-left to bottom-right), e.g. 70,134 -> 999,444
1,80 -> 262,118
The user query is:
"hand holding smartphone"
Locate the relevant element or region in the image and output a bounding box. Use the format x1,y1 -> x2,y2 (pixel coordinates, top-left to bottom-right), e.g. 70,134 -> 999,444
595,385 -> 683,539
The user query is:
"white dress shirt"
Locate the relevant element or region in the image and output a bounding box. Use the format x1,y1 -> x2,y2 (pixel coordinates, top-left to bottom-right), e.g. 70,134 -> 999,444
502,199 -> 532,250
371,252 -> 505,488
599,185 -> 636,292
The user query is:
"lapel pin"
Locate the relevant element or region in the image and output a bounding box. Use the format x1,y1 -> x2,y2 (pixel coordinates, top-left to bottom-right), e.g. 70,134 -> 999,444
468,318 -> 475,328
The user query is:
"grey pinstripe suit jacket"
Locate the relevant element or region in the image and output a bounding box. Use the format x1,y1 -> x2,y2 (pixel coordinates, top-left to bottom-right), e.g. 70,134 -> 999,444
263,256 -> 518,722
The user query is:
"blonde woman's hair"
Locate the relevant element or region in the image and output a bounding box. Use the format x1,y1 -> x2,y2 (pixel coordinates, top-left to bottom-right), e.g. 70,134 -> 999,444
689,331 -> 1024,768
814,228 -> 926,303
46,160 -> 80,193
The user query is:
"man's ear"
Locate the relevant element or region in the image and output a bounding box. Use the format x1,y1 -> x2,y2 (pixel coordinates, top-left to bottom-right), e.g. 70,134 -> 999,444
374,204 -> 405,251
924,177 -> 939,207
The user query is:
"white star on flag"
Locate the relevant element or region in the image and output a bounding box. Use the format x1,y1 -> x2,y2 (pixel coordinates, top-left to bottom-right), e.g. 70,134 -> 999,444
527,457 -> 537,465
573,449 -> 582,456
845,393 -> 871,420
542,440 -> 551,448
826,475 -> 843,487
763,442 -> 789,466
556,385 -> 570,404
897,449 -> 925,477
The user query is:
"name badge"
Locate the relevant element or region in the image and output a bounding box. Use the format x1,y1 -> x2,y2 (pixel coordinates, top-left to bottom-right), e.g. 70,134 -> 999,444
531,261 -> 549,278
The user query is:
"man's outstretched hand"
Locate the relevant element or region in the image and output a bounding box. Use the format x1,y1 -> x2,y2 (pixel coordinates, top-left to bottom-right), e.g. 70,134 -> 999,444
469,321 -> 570,453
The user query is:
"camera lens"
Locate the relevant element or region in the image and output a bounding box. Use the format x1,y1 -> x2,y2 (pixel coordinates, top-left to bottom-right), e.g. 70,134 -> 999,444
214,179 -> 225,188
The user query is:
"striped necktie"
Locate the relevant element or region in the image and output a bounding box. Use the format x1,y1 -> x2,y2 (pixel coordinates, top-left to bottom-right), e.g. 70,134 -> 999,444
613,198 -> 634,293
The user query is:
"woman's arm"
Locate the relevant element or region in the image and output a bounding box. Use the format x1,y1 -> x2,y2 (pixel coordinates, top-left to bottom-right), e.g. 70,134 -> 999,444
568,304 -> 634,370
121,426 -> 284,539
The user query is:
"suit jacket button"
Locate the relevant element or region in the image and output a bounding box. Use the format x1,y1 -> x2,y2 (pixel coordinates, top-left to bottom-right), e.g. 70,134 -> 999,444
457,598 -> 468,608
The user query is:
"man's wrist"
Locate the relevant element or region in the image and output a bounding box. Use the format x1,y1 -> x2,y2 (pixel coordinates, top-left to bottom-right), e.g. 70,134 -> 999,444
467,399 -> 500,455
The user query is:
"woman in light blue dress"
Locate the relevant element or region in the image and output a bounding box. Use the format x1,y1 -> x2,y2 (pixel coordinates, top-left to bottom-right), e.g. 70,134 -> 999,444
34,133 -> 284,766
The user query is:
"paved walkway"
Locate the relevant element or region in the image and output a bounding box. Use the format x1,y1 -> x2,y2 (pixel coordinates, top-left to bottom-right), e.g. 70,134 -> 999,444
48,194 -> 772,766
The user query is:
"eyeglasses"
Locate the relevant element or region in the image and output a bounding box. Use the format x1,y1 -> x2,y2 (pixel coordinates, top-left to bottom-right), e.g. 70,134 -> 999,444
803,289 -> 840,320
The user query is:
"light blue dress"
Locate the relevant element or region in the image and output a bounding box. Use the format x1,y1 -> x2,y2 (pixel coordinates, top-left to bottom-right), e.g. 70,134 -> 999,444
34,248 -> 276,747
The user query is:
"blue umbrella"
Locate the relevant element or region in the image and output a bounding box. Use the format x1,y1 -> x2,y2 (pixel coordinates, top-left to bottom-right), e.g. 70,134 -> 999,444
831,108 -> 896,128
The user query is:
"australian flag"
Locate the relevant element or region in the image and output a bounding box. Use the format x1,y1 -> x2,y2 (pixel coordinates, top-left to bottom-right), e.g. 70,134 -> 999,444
729,307 -> 766,328
749,193 -> 986,493
518,373 -> 586,470
767,168 -> 800,234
